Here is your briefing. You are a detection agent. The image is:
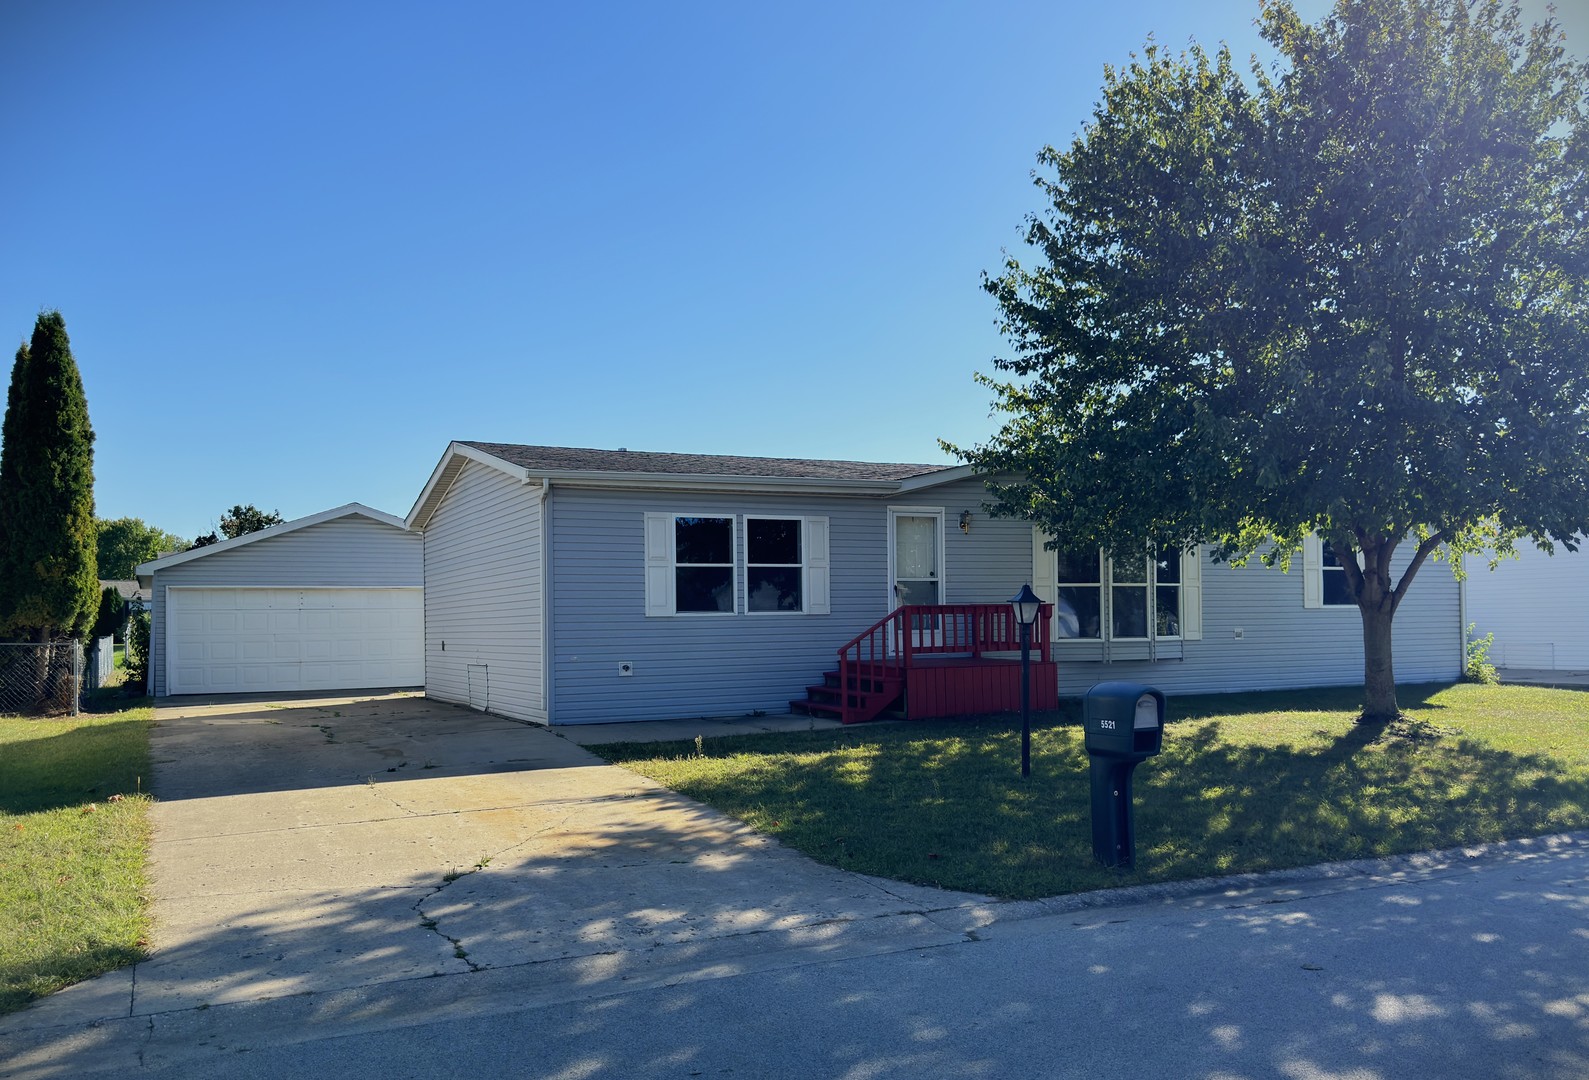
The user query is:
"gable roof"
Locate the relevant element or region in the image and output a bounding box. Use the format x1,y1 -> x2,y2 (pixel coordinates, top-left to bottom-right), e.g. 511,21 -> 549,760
135,503 -> 407,578
407,441 -> 963,529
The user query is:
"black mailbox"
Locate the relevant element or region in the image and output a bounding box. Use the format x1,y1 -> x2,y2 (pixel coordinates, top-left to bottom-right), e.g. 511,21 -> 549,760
1082,682 -> 1166,869
1083,682 -> 1165,760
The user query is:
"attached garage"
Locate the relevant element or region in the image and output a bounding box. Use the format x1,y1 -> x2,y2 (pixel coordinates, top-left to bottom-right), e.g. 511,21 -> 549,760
138,504 -> 423,697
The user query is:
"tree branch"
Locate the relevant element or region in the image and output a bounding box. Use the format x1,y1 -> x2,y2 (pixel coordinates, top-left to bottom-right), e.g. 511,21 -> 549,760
1390,530 -> 1449,614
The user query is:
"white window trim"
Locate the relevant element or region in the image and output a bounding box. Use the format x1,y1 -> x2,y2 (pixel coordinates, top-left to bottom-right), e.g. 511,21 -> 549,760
644,512 -> 829,618
1032,529 -> 1203,644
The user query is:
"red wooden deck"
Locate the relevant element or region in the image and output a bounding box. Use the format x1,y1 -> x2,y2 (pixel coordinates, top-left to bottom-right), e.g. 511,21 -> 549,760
905,655 -> 1058,718
790,604 -> 1057,724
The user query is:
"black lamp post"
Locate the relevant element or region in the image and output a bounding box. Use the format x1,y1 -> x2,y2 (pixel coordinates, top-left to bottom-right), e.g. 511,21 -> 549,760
1010,583 -> 1043,778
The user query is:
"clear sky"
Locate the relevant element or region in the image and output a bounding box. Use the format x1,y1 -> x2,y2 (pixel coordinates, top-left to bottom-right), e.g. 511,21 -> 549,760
2,1 -> 1583,542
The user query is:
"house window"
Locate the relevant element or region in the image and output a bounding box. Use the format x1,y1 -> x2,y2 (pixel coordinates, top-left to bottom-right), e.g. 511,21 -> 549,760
1052,547 -> 1185,641
1055,548 -> 1103,639
674,516 -> 735,613
1321,541 -> 1354,606
746,517 -> 803,612
1112,558 -> 1149,639
645,512 -> 830,618
1154,551 -> 1182,636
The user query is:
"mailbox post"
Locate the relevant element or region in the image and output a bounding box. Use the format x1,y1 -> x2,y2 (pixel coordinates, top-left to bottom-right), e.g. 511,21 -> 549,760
1082,682 -> 1165,869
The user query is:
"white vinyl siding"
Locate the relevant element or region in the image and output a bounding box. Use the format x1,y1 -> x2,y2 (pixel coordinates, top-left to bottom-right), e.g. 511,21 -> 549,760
1465,540 -> 1589,670
147,514 -> 422,697
421,460 -> 545,722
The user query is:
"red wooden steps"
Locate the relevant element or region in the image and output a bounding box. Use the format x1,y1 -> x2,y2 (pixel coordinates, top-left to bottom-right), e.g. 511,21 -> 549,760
789,668 -> 904,724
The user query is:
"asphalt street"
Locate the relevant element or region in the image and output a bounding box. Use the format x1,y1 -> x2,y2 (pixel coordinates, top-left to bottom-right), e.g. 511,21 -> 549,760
7,834 -> 1586,1080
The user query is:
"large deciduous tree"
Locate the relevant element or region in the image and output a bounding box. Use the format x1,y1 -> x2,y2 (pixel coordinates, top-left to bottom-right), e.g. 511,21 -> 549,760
96,517 -> 186,579
952,0 -> 1589,723
0,312 -> 99,642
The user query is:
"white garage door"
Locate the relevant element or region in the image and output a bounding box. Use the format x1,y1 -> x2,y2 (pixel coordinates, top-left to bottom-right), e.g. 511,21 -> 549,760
168,588 -> 424,695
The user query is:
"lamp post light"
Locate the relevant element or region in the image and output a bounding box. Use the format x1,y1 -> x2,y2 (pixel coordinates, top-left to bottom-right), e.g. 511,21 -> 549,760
1010,583 -> 1043,778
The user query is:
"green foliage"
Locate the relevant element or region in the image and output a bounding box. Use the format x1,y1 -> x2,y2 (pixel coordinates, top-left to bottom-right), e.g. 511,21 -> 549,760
1465,624 -> 1500,684
89,586 -> 125,643
95,517 -> 185,579
124,609 -> 151,691
951,0 -> 1589,720
219,504 -> 283,539
183,504 -> 284,551
0,312 -> 98,641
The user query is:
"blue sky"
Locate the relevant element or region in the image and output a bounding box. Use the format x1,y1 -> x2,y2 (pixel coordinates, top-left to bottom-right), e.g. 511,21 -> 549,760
2,1 -> 1582,542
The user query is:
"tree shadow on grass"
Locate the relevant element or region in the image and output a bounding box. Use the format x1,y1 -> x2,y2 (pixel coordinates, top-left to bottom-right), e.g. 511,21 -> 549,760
603,707 -> 1589,901
0,718 -> 151,814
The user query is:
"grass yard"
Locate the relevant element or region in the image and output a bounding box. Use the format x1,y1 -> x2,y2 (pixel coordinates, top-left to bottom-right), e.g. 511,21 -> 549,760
0,703 -> 155,1015
595,683 -> 1589,900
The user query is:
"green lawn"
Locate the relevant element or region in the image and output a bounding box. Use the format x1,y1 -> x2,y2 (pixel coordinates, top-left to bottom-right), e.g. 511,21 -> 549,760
0,704 -> 155,1015
594,683 -> 1589,900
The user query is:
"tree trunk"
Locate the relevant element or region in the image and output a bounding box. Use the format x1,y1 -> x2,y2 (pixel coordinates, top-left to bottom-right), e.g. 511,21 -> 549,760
1359,603 -> 1398,724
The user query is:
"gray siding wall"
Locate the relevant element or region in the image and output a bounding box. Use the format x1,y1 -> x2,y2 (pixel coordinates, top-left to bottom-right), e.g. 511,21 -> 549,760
149,515 -> 421,696
548,480 -> 1035,724
1050,545 -> 1462,696
422,460 -> 544,721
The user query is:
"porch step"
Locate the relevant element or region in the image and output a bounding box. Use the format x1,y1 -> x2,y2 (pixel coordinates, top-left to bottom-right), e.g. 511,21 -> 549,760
789,669 -> 904,724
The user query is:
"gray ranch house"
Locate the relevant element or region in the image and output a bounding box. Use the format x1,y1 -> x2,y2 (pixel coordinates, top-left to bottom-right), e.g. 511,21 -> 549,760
405,441 -> 1462,725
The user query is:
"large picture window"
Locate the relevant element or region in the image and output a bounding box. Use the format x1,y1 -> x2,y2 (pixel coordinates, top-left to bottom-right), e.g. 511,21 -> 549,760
1047,544 -> 1191,642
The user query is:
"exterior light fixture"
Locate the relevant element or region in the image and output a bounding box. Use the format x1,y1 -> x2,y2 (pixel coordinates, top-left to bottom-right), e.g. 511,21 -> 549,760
959,510 -> 973,533
1010,583 -> 1043,777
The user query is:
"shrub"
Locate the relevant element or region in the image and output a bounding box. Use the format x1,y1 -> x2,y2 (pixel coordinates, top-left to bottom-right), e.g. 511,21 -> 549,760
123,610 -> 151,692
1464,623 -> 1499,684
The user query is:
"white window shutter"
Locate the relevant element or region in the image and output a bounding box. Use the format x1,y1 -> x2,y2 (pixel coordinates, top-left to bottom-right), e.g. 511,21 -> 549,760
1032,525 -> 1058,638
643,512 -> 674,617
1302,533 -> 1323,609
804,517 -> 831,614
1031,525 -> 1057,602
1179,545 -> 1203,640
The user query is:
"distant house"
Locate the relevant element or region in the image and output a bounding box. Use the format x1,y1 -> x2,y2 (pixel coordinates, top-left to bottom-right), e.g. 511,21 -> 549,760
400,441 -> 1462,725
1464,539 -> 1589,673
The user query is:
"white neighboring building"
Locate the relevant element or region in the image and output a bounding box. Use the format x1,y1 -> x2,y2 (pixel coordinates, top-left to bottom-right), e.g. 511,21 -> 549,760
1465,539 -> 1589,672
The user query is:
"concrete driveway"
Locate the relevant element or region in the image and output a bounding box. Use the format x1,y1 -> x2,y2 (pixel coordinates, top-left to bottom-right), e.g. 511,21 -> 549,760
24,693 -> 985,1026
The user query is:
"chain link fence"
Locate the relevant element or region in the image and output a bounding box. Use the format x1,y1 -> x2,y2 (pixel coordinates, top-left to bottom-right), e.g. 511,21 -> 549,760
0,641 -> 82,717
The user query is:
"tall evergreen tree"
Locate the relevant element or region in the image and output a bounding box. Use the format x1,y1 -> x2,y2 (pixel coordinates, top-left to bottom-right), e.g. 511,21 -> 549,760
0,312 -> 98,641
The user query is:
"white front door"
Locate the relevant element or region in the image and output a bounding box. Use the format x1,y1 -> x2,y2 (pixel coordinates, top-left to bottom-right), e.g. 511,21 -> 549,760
889,510 -> 943,651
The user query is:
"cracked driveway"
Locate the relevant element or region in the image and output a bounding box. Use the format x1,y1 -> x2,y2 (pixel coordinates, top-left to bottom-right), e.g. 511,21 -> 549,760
117,692 -> 980,1016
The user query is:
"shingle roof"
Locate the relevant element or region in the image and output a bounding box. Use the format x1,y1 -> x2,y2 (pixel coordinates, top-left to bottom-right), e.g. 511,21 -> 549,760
461,442 -> 953,483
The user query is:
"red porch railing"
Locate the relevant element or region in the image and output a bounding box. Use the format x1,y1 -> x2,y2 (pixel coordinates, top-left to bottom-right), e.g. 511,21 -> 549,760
833,603 -> 1052,724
